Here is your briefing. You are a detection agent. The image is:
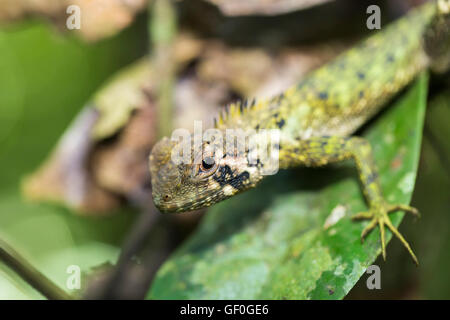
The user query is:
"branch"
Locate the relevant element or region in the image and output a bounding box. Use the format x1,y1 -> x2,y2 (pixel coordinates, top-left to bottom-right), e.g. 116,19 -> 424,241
149,0 -> 178,139
0,238 -> 73,300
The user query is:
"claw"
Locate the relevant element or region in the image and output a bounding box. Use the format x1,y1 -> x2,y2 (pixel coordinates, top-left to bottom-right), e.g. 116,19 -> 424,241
360,219 -> 377,242
387,204 -> 420,219
384,218 -> 419,266
352,211 -> 373,220
353,203 -> 419,266
378,219 -> 386,261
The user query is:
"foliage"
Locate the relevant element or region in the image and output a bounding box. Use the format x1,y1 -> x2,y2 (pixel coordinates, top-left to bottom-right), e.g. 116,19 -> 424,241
0,19 -> 145,298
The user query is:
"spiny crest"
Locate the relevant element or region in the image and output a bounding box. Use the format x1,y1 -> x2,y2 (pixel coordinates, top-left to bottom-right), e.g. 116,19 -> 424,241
214,98 -> 258,127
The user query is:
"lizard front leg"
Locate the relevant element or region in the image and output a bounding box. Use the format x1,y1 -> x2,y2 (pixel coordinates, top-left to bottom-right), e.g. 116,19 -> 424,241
279,136 -> 419,265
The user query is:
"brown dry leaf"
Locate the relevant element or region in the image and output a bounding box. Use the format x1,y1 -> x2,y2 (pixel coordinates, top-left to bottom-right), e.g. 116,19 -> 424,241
92,103 -> 156,197
197,43 -> 275,95
22,108 -> 121,214
74,0 -> 147,41
197,40 -> 350,98
0,0 -> 62,21
0,0 -> 147,42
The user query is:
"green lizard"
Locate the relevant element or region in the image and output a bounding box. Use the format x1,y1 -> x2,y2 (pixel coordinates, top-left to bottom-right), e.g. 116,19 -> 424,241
149,0 -> 450,265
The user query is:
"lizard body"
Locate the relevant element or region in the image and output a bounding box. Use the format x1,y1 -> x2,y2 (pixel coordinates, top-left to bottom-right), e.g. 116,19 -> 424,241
150,0 -> 450,264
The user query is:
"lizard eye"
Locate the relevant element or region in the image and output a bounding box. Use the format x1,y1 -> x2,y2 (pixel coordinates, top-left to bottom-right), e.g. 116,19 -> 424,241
192,155 -> 218,180
201,157 -> 215,171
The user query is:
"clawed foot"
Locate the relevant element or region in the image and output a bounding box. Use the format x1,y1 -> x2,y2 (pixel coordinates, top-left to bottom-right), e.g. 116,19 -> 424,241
352,203 -> 420,266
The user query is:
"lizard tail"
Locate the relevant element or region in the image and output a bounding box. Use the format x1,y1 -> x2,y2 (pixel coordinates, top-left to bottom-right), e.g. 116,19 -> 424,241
424,0 -> 450,73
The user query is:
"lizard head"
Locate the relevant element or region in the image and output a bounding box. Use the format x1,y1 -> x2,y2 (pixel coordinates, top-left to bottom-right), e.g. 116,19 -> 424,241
149,131 -> 265,213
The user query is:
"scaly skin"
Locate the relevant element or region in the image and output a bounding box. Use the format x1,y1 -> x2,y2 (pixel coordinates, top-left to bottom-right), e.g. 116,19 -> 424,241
149,0 -> 450,265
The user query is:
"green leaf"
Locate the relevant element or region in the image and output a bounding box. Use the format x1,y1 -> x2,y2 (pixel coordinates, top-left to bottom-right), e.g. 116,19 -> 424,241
0,19 -> 145,299
148,73 -> 428,300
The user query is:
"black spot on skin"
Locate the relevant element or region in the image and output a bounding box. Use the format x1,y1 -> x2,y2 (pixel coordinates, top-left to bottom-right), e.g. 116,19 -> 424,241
359,90 -> 364,98
213,165 -> 250,189
366,172 -> 378,185
213,165 -> 234,186
248,159 -> 258,167
229,171 -> 250,189
357,72 -> 365,80
273,112 -> 279,118
276,119 -> 286,129
249,158 -> 262,168
336,60 -> 346,70
386,54 -> 395,63
255,124 -> 260,130
318,92 -> 328,100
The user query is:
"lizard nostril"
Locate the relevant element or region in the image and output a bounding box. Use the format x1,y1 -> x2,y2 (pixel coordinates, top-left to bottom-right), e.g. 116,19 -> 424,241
163,194 -> 171,202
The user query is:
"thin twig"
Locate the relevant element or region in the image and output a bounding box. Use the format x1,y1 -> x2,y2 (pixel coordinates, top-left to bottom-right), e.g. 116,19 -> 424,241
149,0 -> 178,138
88,206 -> 159,299
0,238 -> 73,300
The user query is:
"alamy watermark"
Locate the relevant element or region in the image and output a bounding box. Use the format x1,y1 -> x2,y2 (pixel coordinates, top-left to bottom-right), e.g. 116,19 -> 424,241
66,264 -> 81,290
366,264 -> 381,289
66,5 -> 81,30
169,121 -> 281,176
366,5 -> 381,30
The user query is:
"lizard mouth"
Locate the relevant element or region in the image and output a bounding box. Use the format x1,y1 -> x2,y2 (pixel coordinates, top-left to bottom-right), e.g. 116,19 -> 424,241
152,194 -> 179,213
152,192 -> 211,213
149,137 -> 184,213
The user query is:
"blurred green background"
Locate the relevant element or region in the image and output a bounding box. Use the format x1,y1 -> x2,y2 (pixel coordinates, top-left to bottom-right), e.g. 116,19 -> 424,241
0,17 -> 146,299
